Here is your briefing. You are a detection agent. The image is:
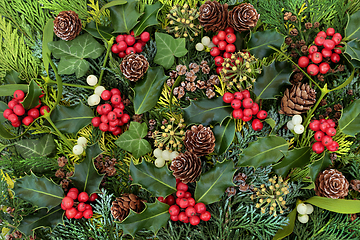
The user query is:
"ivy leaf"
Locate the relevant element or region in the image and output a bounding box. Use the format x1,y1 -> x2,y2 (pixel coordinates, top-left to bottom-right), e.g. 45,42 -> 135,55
114,122 -> 152,158
213,117 -> 236,155
247,29 -> 285,59
237,136 -> 289,168
5,70 -> 21,84
195,160 -> 235,205
154,32 -> 188,69
15,134 -> 56,159
69,143 -> 104,194
133,2 -> 162,36
21,79 -> 42,109
338,99 -> 360,137
110,0 -> 142,34
18,206 -> 63,236
0,84 -> 28,97
84,21 -> 115,40
48,33 -> 104,78
305,196 -> 360,214
345,11 -> 360,41
253,61 -> 292,100
13,173 -> 64,210
183,97 -> 233,126
130,160 -> 176,197
309,152 -> 332,181
273,147 -> 311,177
344,40 -> 360,61
120,201 -> 170,237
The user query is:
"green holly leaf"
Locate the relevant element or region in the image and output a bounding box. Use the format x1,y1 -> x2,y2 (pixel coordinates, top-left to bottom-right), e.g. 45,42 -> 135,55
114,122 -> 152,158
42,19 -> 54,76
13,173 -> 64,210
130,160 -> 176,197
309,152 -> 332,182
213,117 -> 236,155
84,21 -> 115,40
344,40 -> 360,61
154,32 -> 188,69
272,202 -> 298,240
338,99 -> 360,137
237,136 -> 289,168
134,66 -> 168,115
69,143 -> 104,194
133,2 -> 162,36
120,201 -> 170,237
21,79 -> 42,109
110,0 -> 142,34
0,101 -> 8,124
345,11 -> 360,41
48,33 -> 104,78
273,147 -> 311,177
183,97 -> 233,126
15,134 -> 56,159
247,29 -> 285,59
0,84 -> 28,97
305,196 -> 360,214
5,70 -> 21,84
195,160 -> 235,205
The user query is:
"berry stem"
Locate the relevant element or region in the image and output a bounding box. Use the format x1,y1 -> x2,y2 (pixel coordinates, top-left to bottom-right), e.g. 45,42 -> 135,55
98,37 -> 114,86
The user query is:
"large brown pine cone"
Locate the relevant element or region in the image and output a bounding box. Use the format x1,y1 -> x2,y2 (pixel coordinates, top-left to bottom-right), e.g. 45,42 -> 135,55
111,193 -> 145,221
279,83 -> 316,116
315,169 -> 349,199
184,124 -> 215,156
120,53 -> 149,82
170,151 -> 201,184
199,1 -> 228,32
228,3 -> 259,32
53,11 -> 82,41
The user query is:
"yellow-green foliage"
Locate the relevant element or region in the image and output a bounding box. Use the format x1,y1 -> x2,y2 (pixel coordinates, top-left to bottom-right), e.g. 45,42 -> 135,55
87,0 -> 110,24
157,83 -> 183,122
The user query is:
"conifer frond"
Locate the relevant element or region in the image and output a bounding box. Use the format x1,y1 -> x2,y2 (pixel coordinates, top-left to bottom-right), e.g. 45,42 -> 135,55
157,83 -> 183,122
87,0 -> 110,24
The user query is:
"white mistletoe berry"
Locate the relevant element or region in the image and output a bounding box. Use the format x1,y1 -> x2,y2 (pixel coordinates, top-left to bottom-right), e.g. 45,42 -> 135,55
86,75 -> 98,86
292,115 -> 302,125
170,151 -> 179,160
297,214 -> 309,224
297,203 -> 308,215
87,94 -> 100,106
77,137 -> 88,148
287,120 -> 295,130
153,148 -> 163,158
195,43 -> 204,51
305,204 -> 314,214
162,150 -> 171,161
155,157 -> 165,168
201,36 -> 211,47
294,124 -> 304,134
73,145 -> 84,155
94,86 -> 106,96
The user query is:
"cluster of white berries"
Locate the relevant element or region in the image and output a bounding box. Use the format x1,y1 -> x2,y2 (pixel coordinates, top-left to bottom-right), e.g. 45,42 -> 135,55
296,203 -> 314,223
287,115 -> 305,134
195,36 -> 215,51
72,137 -> 88,155
153,148 -> 180,168
86,75 -> 106,107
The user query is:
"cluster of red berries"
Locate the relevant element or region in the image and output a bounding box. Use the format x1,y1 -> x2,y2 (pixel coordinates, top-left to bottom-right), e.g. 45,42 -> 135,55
309,118 -> 339,154
111,31 -> 151,58
210,27 -> 237,74
158,180 -> 211,225
61,188 -> 98,219
3,90 -> 49,127
91,88 -> 130,135
298,28 -> 343,76
222,90 -> 268,131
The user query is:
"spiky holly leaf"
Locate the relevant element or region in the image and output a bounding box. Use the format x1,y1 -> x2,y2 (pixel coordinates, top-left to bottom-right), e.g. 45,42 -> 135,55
273,147 -> 311,177
247,29 -> 285,59
0,84 -> 28,97
15,134 -> 56,159
345,11 -> 360,41
110,0 -> 141,34
21,79 -> 42,109
338,99 -> 360,137
213,117 -> 236,155
309,152 -> 332,182
133,2 -> 162,36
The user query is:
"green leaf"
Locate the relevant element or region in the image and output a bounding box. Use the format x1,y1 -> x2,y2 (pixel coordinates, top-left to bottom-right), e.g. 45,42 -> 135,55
48,33 -> 104,78
237,136 -> 289,168
133,2 -> 162,36
15,134 -> 56,159
305,196 -> 360,214
13,173 -> 63,210
0,84 -> 28,96
100,0 -> 127,12
338,99 -> 360,137
309,152 -> 332,181
21,79 -> 42,109
213,118 -> 236,155
110,0 -> 142,34
5,70 -> 21,84
273,147 -> 311,177
345,11 -> 360,41
18,206 -> 63,236
272,206 -> 297,240
154,32 -> 188,69
247,29 -> 285,59
69,143 -> 104,194
120,201 -> 170,237
0,124 -> 17,139
265,117 -> 276,129
253,61 -> 292,100
42,19 -> 54,76
84,21 -> 114,40
114,122 -> 152,158
130,160 -> 176,197
0,101 -> 8,124
134,66 -> 168,114
344,40 -> 360,61
183,97 -> 233,126
195,160 -> 235,205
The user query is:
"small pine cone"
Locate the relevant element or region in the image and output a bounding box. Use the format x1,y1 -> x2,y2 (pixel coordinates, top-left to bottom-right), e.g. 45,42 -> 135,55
285,37 -> 292,45
315,169 -> 349,199
167,78 -> 174,87
199,1 -> 228,32
60,179 -> 70,191
290,15 -> 297,22
57,156 -> 68,167
105,166 -> 116,177
13,231 -> 22,239
170,151 -> 202,184
206,88 -> 215,99
55,169 -> 65,178
283,12 -> 292,21
120,54 -> 149,82
334,104 -> 342,111
305,22 -> 312,29
314,22 -> 320,28
111,193 -> 145,221
301,45 -> 308,54
176,65 -> 187,75
184,124 -> 215,156
228,3 -> 259,32
226,186 -> 236,197
169,70 -> 178,79
208,75 -> 219,85
196,80 -> 206,89
290,28 -> 298,36
53,11 -> 82,41
66,171 -> 74,178
239,182 -> 249,192
132,114 -> 143,123
320,99 -> 327,106
347,89 -> 354,95
334,112 -> 341,119
5,235 -> 14,240
234,172 -> 247,183
351,179 -> 360,192
201,65 -> 210,74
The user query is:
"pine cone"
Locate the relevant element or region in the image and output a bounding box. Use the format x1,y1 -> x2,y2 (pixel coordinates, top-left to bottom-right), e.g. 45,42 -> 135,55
350,179 -> 360,192
279,83 -> 316,116
184,124 -> 215,156
199,1 -> 228,32
228,3 -> 259,32
315,169 -> 349,199
120,53 -> 149,82
111,193 -> 145,221
53,11 -> 82,41
170,151 -> 201,184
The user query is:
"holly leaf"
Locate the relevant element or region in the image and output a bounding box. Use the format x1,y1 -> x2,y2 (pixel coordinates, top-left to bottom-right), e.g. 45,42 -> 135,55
84,21 -> 115,40
13,173 -> 64,210
120,201 -> 170,237
15,134 -> 56,159
345,11 -> 360,41
42,19 -> 54,76
237,136 -> 289,168
5,70 -> 21,84
305,196 -> 360,214
69,143 -> 104,194
133,2 -> 162,36
213,117 -> 236,155
272,203 -> 297,240
344,40 -> 360,61
18,206 -> 63,236
0,101 -> 8,124
183,97 -> 233,126
130,160 -> 176,197
309,152 -> 332,182
0,84 -> 28,97
338,99 -> 360,137
21,79 -> 42,109
247,29 -> 285,59
154,32 -> 188,69
273,147 -> 311,177
110,0 -> 142,34
253,61 -> 292,100
48,33 -> 104,78
195,160 -> 236,205
114,122 -> 152,158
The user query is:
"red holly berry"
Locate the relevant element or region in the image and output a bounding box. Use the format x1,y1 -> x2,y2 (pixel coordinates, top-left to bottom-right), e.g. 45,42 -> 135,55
111,95 -> 122,105
252,119 -> 263,131
218,40 -> 227,51
40,106 -> 50,115
232,109 -> 243,119
231,99 -> 241,109
314,36 -> 325,46
210,47 -> 220,57
116,35 -> 125,43
125,35 -> 135,46
78,192 -> 89,202
216,66 -> 223,74
225,33 -> 236,44
83,209 -> 93,219
313,142 -> 325,154
322,135 -> 333,146
67,190 -> 78,200
3,109 -> 13,119
13,90 -> 25,100
319,122 -> 330,132
89,193 -> 98,202
223,52 -> 232,59
117,41 -> 127,52
121,113 -> 130,123
309,120 -> 320,131
251,103 -> 259,115
308,45 -> 318,54
242,98 -> 253,109
234,92 -> 243,100
217,31 -> 226,41
200,211 -> 211,221
119,51 -> 126,58
125,47 -> 136,55
298,56 -> 309,68
176,190 -> 185,198
11,120 -> 21,127
61,203 -> 67,210
101,90 -> 112,101
110,88 -> 121,96
92,117 -> 101,127
314,131 -> 325,141
194,202 -> 206,214
326,127 -> 336,137
178,198 -> 189,208
225,27 -> 234,33
62,197 -> 74,209
169,205 -> 180,216
332,33 -> 342,45
222,92 -> 234,103
170,215 -> 179,221
212,35 -> 220,45
243,108 -> 253,118
242,115 -> 252,122
184,192 -> 192,198
319,62 -> 330,74
8,114 -> 18,123
109,119 -> 119,127
66,207 -> 77,219
257,110 -> 267,120
241,90 -> 250,98
190,215 -> 200,225
312,52 -> 323,64
317,31 -> 327,38
140,32 -> 150,42
27,108 -> 40,119
307,64 -> 319,76
111,44 -> 120,54
214,56 -> 224,67
85,204 -> 92,211
133,42 -> 143,53
165,195 -> 175,205
78,202 -> 86,212
330,53 -> 340,63
74,211 -> 83,219
69,188 -> 79,194
326,28 -> 335,36
157,197 -> 166,203
323,39 -> 335,50
185,207 -> 197,217
22,116 -> 34,126
334,45 -> 342,54
225,44 -> 236,53
327,119 -> 336,128
107,111 -> 117,121
177,182 -> 188,192
321,48 -> 332,58
188,198 -> 196,207
101,115 -> 109,124
327,141 -> 339,152
178,212 -> 188,223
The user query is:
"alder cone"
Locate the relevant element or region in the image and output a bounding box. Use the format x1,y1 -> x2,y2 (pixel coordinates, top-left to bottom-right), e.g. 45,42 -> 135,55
228,3 -> 259,32
315,169 -> 349,199
111,193 -> 145,221
120,53 -> 149,82
170,151 -> 201,184
199,1 -> 228,32
53,11 -> 82,41
184,124 -> 215,156
279,83 -> 316,116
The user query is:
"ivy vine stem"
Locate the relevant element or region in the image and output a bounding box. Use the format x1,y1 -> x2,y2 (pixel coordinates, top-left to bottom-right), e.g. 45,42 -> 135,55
98,37 -> 114,86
